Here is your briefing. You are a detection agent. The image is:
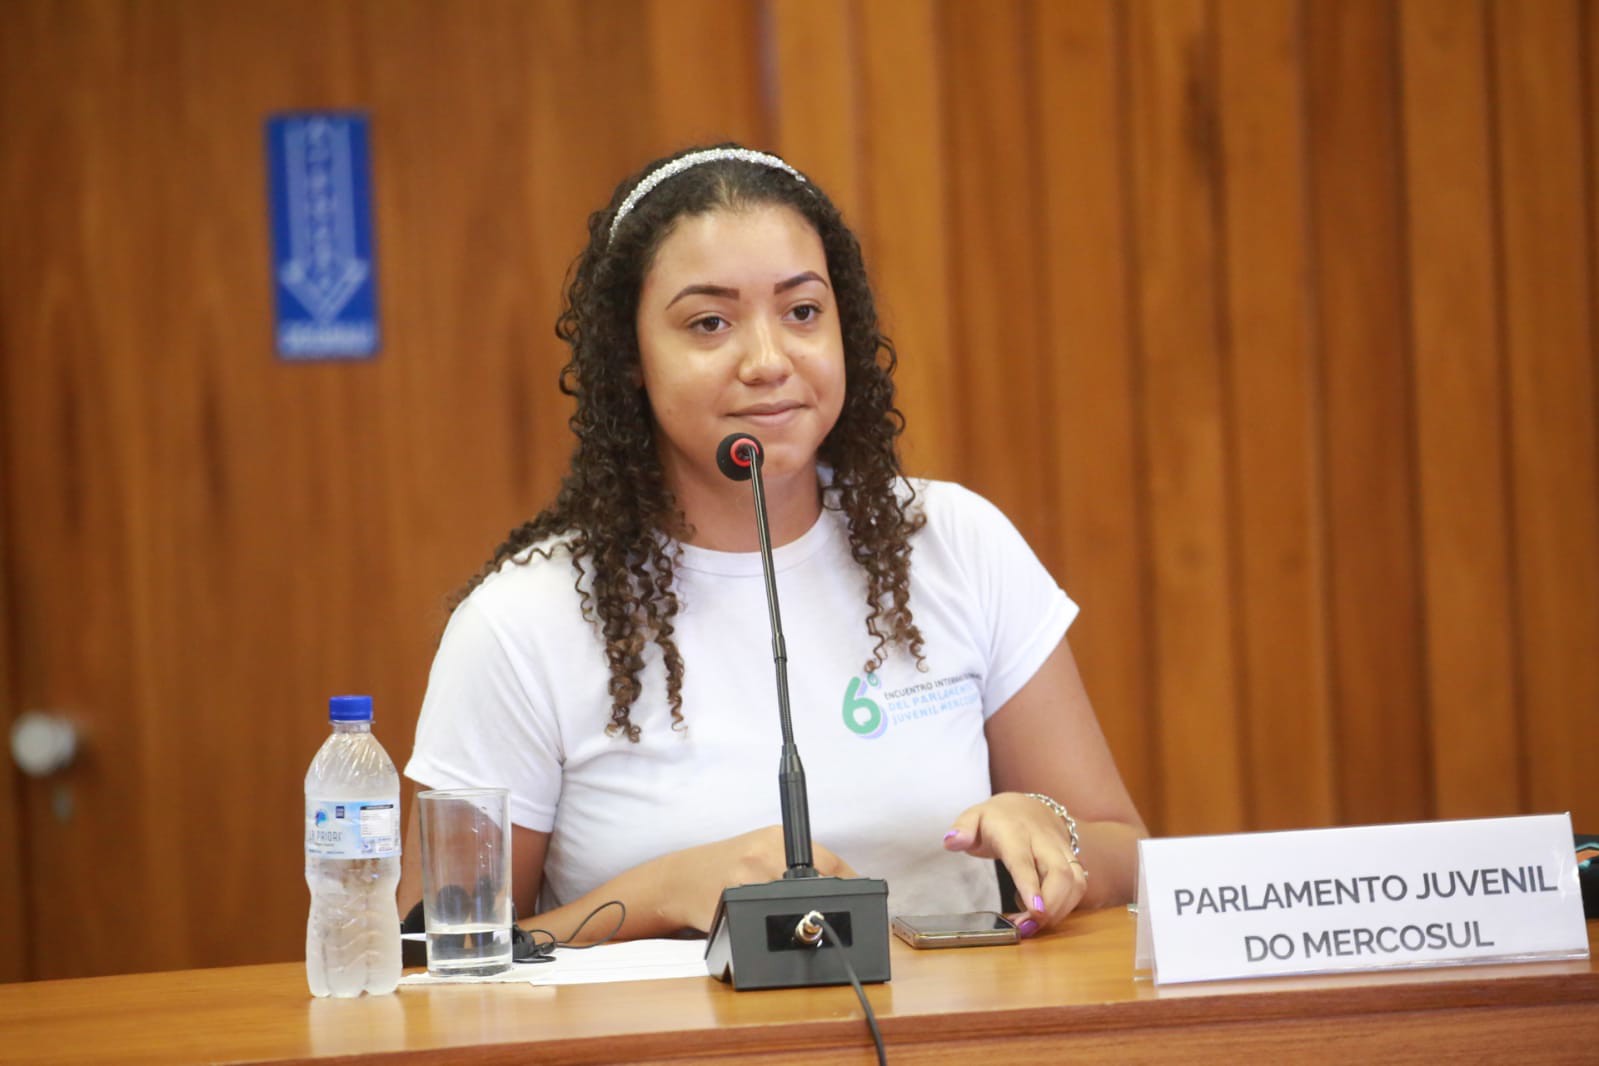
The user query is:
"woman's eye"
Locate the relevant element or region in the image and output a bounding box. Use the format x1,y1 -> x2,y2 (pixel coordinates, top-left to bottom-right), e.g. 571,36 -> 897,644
790,304 -> 821,323
690,315 -> 726,334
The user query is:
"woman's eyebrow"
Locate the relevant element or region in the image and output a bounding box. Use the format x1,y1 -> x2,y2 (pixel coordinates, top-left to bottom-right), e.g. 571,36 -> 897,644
774,271 -> 828,294
666,283 -> 739,308
665,272 -> 828,308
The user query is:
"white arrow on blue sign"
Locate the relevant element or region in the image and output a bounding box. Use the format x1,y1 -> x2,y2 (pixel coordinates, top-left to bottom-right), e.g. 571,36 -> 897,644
266,113 -> 380,359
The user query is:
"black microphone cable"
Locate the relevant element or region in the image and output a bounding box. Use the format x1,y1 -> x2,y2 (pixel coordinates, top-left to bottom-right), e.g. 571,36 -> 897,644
516,899 -> 628,962
797,910 -> 887,1064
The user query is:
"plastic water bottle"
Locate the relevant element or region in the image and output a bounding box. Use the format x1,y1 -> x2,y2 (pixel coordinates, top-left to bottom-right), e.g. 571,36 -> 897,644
304,694 -> 402,997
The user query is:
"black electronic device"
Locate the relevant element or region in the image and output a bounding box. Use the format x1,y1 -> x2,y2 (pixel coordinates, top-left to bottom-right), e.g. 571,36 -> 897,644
703,433 -> 891,991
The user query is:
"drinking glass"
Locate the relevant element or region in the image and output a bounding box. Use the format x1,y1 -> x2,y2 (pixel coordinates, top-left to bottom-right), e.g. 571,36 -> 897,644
416,788 -> 513,976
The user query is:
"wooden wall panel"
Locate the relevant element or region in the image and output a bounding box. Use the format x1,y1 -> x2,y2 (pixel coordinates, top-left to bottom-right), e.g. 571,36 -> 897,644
1216,0 -> 1336,831
4,0 -> 1598,980
1125,0 -> 1244,834
854,0 -> 959,482
2,0 -> 177,976
1306,0 -> 1431,826
1492,0 -> 1599,828
1398,0 -> 1522,819
942,0 -> 1056,559
136,3 -> 265,968
769,0 -> 864,226
1589,0 -> 1599,828
0,392 -> 21,985
645,0 -> 766,150
1033,0 -> 1156,826
0,5 -> 27,976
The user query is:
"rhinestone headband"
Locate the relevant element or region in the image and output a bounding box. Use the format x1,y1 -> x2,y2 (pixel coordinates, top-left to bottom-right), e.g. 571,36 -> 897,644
607,148 -> 807,245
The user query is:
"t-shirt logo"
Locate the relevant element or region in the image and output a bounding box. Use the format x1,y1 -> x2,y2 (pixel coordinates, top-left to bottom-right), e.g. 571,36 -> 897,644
841,670 -> 983,739
841,674 -> 886,739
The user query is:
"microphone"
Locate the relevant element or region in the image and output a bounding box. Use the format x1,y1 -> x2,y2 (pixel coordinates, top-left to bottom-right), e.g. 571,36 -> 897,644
715,433 -> 758,482
706,431 -> 895,990
712,434 -> 815,878
703,433 -> 891,991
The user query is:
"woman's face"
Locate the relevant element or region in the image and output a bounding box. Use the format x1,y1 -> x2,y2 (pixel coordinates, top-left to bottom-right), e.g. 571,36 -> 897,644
635,203 -> 846,498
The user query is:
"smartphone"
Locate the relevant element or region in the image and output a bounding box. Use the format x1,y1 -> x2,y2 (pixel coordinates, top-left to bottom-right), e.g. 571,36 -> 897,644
890,911 -> 1019,949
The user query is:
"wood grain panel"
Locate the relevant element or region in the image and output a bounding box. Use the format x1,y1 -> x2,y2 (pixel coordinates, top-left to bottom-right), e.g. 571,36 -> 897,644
1,0 -> 169,976
1590,0 -> 1599,822
645,0 -> 766,151
1491,0 -> 1599,830
1398,0 -> 1522,819
854,0 -> 959,482
1215,0 -> 1335,831
1124,0 -> 1244,834
1305,0 -> 1430,826
769,0 -> 864,227
0,2 -> 25,969
130,0 -> 254,970
0,373 -> 21,985
1032,0 -> 1157,828
2,909 -> 1593,1064
940,0 -> 1056,558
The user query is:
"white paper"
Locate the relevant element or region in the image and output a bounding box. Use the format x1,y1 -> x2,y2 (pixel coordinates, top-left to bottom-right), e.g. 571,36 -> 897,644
522,939 -> 708,985
397,938 -> 708,987
1137,813 -> 1589,985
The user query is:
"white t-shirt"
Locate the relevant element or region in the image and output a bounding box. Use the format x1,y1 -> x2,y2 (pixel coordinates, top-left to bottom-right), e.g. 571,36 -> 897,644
406,478 -> 1075,918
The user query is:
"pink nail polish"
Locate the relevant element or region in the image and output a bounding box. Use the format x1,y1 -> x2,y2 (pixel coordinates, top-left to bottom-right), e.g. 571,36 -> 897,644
1018,918 -> 1039,938
1032,894 -> 1045,912
943,829 -> 959,841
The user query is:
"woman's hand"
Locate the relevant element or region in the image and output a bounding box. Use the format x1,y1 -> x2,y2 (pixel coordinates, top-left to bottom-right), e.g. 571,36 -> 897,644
659,825 -> 858,933
943,792 -> 1088,935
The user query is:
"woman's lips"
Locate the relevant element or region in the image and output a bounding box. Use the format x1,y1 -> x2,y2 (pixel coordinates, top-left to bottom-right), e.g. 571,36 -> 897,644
734,404 -> 805,426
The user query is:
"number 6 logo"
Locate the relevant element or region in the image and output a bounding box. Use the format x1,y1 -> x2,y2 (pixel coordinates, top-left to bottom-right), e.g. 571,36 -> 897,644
842,675 -> 886,738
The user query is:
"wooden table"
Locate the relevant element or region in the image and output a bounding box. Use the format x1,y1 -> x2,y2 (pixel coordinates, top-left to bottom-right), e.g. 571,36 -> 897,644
2,909 -> 1594,1064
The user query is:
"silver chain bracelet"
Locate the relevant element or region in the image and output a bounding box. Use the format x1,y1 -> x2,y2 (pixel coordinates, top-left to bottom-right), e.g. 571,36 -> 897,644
1024,792 -> 1081,859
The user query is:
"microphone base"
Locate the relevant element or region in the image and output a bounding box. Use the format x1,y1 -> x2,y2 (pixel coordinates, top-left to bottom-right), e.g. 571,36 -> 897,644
704,876 -> 891,990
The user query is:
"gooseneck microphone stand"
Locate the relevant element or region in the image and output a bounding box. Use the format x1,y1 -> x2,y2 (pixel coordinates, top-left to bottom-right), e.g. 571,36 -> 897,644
741,432 -> 815,879
703,433 -> 891,990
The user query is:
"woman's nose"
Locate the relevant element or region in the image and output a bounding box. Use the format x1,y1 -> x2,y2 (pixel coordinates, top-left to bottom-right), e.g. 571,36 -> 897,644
738,318 -> 793,383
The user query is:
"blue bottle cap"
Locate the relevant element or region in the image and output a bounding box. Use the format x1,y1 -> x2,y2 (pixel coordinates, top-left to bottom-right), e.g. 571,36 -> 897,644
328,695 -> 373,722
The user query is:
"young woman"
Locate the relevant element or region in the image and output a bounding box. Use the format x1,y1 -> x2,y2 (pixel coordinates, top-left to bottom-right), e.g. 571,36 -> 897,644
401,145 -> 1146,942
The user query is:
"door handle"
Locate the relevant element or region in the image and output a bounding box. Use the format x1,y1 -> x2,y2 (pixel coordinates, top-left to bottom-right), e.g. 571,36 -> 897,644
10,710 -> 79,778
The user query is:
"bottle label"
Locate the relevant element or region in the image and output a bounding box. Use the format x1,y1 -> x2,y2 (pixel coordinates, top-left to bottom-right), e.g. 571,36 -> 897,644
305,798 -> 401,858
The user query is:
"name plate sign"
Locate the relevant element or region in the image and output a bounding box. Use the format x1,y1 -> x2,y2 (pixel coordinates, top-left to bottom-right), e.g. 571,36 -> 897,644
1134,814 -> 1588,985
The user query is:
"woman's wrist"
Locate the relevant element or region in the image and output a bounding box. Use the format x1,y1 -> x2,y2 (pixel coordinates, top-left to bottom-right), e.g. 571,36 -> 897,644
1021,791 -> 1082,859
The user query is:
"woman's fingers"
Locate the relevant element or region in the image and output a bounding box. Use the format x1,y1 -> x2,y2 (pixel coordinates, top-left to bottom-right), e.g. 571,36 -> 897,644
944,793 -> 1091,935
992,835 -> 1047,933
1006,909 -> 1040,937
942,806 -> 986,854
1037,853 -> 1089,927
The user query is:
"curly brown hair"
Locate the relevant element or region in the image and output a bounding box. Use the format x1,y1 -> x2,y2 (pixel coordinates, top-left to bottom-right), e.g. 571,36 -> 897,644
458,144 -> 925,741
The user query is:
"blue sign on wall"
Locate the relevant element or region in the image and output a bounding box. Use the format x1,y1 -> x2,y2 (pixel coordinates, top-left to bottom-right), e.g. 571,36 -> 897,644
266,113 -> 380,359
